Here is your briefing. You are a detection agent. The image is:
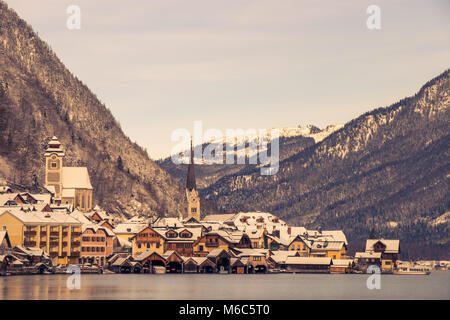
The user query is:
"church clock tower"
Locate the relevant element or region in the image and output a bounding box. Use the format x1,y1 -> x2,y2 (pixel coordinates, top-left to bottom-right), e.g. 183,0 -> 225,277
44,136 -> 65,200
186,141 -> 200,221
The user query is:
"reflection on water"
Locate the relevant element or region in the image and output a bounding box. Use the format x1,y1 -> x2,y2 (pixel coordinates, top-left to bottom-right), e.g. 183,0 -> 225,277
0,272 -> 449,300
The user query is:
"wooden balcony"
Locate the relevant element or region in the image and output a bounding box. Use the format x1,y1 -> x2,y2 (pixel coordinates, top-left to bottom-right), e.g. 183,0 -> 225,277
50,241 -> 59,246
71,232 -> 81,236
50,231 -> 59,237
50,252 -> 58,257
40,231 -> 47,236
24,231 -> 37,236
62,232 -> 68,237
70,251 -> 80,257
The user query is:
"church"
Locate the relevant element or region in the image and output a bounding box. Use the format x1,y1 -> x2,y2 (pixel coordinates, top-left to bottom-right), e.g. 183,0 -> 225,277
185,141 -> 200,221
44,136 -> 93,212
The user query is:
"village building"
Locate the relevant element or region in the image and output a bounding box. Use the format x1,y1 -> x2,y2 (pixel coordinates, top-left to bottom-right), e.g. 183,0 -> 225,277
163,250 -> 184,273
0,209 -> 82,265
80,224 -> 114,266
355,251 -> 382,271
182,256 -> 216,273
285,256 -> 333,273
330,259 -> 354,274
365,239 -> 400,273
130,226 -> 164,257
157,227 -> 202,257
44,136 -> 93,211
113,222 -> 147,243
207,248 -> 232,273
134,251 -> 167,273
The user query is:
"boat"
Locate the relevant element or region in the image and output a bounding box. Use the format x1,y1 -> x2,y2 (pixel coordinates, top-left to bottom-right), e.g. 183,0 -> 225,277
394,265 -> 431,275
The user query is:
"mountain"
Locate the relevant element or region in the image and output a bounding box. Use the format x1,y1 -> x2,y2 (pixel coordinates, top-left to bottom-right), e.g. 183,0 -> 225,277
158,124 -> 342,189
0,1 -> 185,219
200,70 -> 450,257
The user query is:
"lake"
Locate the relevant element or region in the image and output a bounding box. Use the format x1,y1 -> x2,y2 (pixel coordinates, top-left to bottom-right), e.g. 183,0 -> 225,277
0,272 -> 449,300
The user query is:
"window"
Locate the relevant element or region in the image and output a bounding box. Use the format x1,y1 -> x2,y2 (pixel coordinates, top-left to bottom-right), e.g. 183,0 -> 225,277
191,208 -> 197,213
138,243 -> 141,249
156,243 -> 160,248
253,256 -> 262,261
199,245 -> 204,251
51,162 -> 57,168
147,243 -> 150,248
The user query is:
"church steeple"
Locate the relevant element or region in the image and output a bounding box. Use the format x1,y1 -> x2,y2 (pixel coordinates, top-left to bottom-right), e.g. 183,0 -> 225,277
185,139 -> 200,221
186,139 -> 196,191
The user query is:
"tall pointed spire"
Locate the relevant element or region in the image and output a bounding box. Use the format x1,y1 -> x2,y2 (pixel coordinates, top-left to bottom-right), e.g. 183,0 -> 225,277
186,138 -> 196,191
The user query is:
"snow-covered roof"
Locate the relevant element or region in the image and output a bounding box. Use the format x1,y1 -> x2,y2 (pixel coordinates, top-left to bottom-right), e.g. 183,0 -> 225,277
62,167 -> 92,189
355,251 -> 382,259
285,256 -> 332,265
153,217 -> 184,228
114,223 -> 147,234
331,259 -> 354,267
0,209 -> 81,225
202,214 -> 237,223
365,239 -> 400,253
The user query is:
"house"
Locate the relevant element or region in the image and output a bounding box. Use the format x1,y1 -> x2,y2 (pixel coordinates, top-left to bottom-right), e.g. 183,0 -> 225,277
157,227 -> 202,257
233,248 -> 268,273
365,239 -> 400,273
287,234 -> 311,257
355,251 -> 382,271
193,231 -> 233,256
80,224 -> 115,266
309,240 -> 347,259
0,209 -> 82,265
130,226 -> 164,257
285,257 -> 333,273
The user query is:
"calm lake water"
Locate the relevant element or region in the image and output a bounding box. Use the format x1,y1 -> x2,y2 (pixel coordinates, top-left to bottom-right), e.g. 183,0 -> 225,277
0,272 -> 449,300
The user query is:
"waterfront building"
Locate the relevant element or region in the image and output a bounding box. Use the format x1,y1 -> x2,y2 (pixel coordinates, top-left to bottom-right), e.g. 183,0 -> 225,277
355,251 -> 382,271
44,136 -> 93,211
285,256 -> 333,273
157,227 -> 202,257
113,222 -> 147,243
206,248 -> 232,273
80,224 -> 115,266
130,226 -> 164,257
365,239 -> 400,272
0,228 -> 11,250
0,209 -> 82,265
163,250 -> 184,273
330,259 -> 354,273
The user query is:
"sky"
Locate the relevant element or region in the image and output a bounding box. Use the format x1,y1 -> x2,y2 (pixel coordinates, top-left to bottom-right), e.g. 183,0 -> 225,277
5,0 -> 450,159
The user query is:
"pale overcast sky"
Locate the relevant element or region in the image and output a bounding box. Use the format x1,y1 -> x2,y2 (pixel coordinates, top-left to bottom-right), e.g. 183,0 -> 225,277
5,0 -> 450,159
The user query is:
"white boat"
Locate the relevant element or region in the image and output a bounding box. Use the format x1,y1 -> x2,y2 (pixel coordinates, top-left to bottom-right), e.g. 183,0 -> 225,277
394,265 -> 431,275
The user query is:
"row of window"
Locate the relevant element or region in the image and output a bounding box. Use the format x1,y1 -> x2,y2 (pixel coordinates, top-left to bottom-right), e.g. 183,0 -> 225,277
81,246 -> 105,252
137,242 -> 161,249
82,236 -> 106,242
